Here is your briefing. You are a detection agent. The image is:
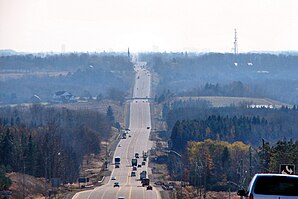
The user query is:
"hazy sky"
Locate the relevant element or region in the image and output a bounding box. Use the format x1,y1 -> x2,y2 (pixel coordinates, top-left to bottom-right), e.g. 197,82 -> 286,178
0,0 -> 297,52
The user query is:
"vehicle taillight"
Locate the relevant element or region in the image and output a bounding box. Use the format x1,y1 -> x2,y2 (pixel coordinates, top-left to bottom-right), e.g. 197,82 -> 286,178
248,193 -> 253,199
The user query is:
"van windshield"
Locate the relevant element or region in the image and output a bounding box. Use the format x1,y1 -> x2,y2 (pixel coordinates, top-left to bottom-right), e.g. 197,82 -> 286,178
254,176 -> 298,196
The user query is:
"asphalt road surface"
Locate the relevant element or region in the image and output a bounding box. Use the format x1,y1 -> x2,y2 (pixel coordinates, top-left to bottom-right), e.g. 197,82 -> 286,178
73,62 -> 161,199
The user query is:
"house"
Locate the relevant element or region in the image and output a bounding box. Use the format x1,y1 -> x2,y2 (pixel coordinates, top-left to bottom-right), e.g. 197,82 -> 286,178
52,91 -> 76,103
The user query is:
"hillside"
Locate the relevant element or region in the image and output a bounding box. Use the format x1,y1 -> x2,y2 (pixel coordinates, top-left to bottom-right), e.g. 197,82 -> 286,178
7,172 -> 50,199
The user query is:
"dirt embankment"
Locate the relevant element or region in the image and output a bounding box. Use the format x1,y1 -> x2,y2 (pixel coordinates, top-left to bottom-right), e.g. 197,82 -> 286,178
7,172 -> 50,199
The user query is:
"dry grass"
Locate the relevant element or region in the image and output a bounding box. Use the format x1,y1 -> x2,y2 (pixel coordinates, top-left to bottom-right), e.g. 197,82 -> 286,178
7,172 -> 50,199
174,96 -> 290,108
0,70 -> 69,81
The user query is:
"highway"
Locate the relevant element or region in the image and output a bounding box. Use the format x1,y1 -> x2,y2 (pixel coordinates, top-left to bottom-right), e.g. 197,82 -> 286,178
73,62 -> 161,199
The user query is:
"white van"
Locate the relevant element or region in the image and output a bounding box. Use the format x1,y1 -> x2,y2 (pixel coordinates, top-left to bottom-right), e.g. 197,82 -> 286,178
238,173 -> 298,199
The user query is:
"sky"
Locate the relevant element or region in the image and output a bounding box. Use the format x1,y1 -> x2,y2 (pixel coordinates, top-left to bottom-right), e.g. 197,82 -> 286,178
0,0 -> 298,53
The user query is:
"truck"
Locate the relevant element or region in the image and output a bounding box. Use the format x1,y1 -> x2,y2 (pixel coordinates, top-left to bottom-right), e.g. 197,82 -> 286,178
140,170 -> 147,180
115,156 -> 121,168
142,178 -> 150,186
132,158 -> 137,167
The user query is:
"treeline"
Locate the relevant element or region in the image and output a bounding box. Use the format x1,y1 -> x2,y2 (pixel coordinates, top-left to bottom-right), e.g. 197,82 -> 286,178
164,101 -> 298,131
0,53 -> 134,104
0,52 -> 132,71
0,104 -> 111,184
170,109 -> 298,152
169,139 -> 298,192
179,82 -> 264,98
141,52 -> 298,104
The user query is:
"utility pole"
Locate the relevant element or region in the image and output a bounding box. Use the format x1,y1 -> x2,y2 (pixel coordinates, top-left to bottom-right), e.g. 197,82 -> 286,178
204,155 -> 207,199
22,160 -> 25,199
249,146 -> 252,180
105,139 -> 108,169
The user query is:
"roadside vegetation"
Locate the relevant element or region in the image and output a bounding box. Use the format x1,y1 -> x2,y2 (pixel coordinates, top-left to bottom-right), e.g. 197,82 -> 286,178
0,104 -> 111,195
143,52 -> 298,198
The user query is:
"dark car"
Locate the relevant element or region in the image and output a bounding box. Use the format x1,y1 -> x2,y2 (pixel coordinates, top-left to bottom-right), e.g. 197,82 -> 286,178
146,185 -> 153,190
132,166 -> 137,171
142,161 -> 146,166
137,164 -> 142,168
131,171 -> 136,177
114,182 -> 120,187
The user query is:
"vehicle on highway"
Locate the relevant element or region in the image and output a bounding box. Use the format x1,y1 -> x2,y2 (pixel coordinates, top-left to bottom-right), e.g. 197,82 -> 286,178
137,164 -> 142,168
142,161 -> 146,166
146,185 -> 153,190
129,135 -> 131,137
131,171 -> 136,177
143,157 -> 147,161
118,197 -> 125,199
115,156 -> 120,168
154,181 -> 163,185
118,144 -> 121,147
140,170 -> 147,180
132,166 -> 137,171
114,182 -> 120,187
142,151 -> 148,158
135,153 -> 139,158
147,127 -> 150,129
237,173 -> 298,199
142,178 -> 150,186
132,158 -> 138,166
111,176 -> 116,180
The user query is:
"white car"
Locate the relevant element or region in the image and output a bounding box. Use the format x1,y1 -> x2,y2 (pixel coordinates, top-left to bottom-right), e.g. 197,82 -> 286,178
238,173 -> 298,199
111,176 -> 116,180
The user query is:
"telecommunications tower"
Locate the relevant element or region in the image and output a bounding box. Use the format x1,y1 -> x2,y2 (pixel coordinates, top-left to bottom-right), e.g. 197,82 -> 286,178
233,28 -> 238,55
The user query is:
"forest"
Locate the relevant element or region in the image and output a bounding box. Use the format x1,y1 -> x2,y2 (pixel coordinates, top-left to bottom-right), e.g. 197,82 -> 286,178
0,104 -> 111,185
0,53 -> 134,104
168,139 -> 298,191
141,52 -> 298,104
162,99 -> 298,191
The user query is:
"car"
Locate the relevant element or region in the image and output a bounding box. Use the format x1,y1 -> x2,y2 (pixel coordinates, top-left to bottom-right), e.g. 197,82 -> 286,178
132,166 -> 137,171
111,176 -> 116,180
142,161 -> 146,166
114,182 -> 120,187
237,173 -> 298,199
131,171 -> 136,177
115,164 -> 120,168
135,153 -> 139,158
154,181 -> 163,185
118,197 -> 125,199
129,135 -> 131,137
147,127 -> 150,129
137,164 -> 142,168
146,185 -> 153,190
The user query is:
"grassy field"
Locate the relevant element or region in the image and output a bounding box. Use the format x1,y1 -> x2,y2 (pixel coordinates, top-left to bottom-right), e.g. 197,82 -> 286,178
174,96 -> 290,108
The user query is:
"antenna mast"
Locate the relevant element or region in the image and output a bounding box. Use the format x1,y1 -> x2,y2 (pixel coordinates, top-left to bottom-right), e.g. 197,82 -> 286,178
234,28 -> 238,55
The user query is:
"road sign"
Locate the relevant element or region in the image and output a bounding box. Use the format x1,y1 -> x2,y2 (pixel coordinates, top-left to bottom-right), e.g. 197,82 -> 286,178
280,164 -> 295,175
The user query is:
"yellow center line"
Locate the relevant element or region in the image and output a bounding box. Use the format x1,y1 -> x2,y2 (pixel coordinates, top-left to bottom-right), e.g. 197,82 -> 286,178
129,185 -> 132,199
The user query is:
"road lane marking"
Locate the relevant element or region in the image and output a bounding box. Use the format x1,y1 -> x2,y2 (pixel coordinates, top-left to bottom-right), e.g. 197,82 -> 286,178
129,185 -> 132,199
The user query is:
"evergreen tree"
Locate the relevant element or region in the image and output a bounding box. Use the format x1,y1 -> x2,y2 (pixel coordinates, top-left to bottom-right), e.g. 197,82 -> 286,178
106,106 -> 115,124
